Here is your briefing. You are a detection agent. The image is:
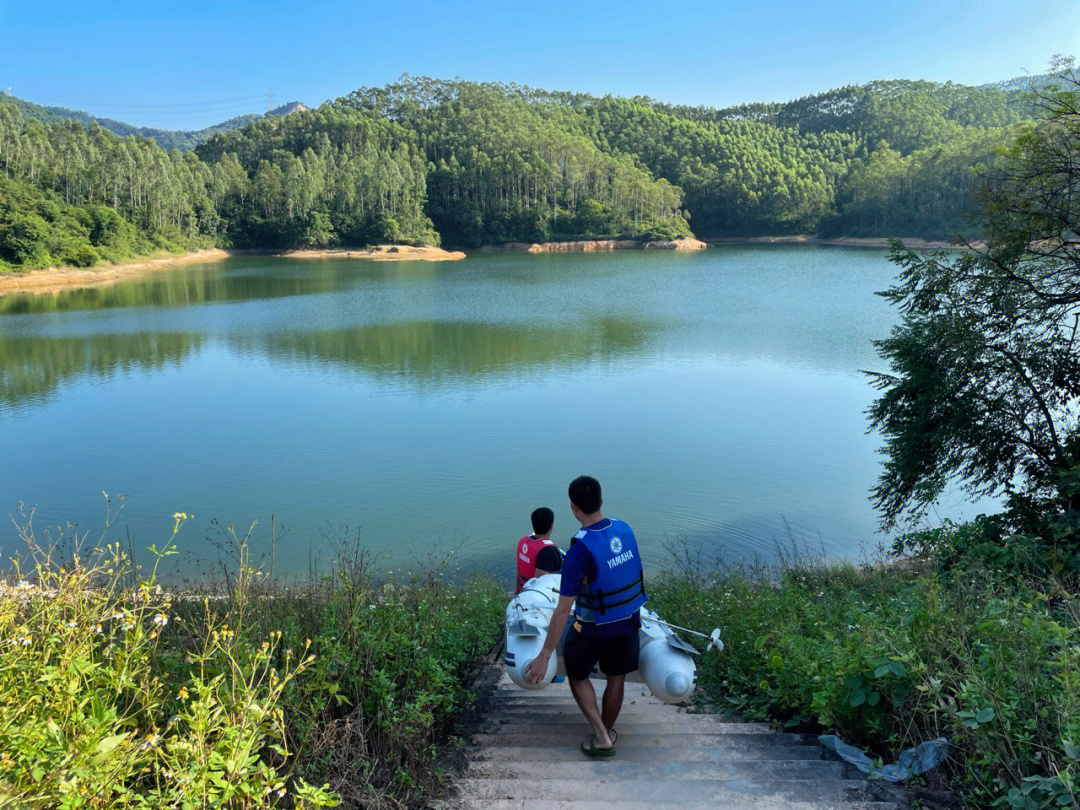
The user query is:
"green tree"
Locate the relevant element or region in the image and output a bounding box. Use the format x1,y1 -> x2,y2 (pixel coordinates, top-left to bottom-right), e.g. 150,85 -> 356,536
869,60 -> 1080,534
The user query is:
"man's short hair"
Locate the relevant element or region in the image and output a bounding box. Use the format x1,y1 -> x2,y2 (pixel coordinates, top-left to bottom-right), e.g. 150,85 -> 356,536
531,507 -> 554,535
568,476 -> 602,515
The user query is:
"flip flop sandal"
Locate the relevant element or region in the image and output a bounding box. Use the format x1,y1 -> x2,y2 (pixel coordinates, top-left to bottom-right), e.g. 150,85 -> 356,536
608,728 -> 618,745
581,736 -> 617,758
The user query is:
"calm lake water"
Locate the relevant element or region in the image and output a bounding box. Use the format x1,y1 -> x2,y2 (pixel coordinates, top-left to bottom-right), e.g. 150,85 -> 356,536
0,246 -> 984,581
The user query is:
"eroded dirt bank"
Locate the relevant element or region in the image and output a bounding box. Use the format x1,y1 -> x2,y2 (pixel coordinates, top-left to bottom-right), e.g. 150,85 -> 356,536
273,245 -> 466,261
479,237 -> 707,253
0,249 -> 232,297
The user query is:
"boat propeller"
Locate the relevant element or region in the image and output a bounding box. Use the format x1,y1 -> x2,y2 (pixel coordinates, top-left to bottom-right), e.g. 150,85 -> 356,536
651,618 -> 724,653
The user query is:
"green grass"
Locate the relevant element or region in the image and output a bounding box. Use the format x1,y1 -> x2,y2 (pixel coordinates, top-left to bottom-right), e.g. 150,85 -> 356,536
0,512 -> 503,809
649,544 -> 1080,809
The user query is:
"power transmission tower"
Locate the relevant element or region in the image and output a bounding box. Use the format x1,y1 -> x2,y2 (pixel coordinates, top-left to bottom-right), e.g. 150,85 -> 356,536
267,90 -> 274,112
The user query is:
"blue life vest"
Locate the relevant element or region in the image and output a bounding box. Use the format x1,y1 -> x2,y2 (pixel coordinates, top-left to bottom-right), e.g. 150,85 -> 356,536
572,519 -> 647,624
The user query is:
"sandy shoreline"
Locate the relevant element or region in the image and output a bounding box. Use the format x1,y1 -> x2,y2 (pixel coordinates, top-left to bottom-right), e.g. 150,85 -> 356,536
0,249 -> 233,298
249,245 -> 467,262
0,235 -> 978,298
708,235 -> 984,250
0,245 -> 466,297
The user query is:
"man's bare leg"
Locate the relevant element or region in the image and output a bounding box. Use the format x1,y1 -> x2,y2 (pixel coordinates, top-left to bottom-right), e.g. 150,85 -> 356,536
569,677 -> 613,748
601,674 -> 625,735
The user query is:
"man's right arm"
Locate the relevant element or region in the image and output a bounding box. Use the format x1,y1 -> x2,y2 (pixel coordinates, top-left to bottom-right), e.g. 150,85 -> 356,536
523,543 -> 584,683
524,594 -> 574,683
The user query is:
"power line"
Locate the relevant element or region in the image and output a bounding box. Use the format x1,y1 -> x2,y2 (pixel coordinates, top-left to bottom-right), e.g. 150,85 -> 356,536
5,93 -> 270,111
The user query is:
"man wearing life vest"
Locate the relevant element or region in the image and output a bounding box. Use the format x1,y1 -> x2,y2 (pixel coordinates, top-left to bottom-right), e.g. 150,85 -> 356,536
516,507 -> 563,592
524,476 -> 646,758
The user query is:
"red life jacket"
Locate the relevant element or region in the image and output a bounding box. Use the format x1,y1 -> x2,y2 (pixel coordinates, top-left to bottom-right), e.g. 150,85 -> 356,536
517,535 -> 556,592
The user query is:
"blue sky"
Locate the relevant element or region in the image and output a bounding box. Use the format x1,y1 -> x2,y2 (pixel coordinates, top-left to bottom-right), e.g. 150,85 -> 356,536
2,0 -> 1077,129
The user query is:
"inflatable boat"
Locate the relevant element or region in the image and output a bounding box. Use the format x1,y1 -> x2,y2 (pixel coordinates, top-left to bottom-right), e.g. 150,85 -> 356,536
503,573 -> 719,704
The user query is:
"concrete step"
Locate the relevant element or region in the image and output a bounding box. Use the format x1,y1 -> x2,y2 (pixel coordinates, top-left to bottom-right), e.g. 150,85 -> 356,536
489,684 -> 654,695
490,686 -> 656,699
487,688 -> 685,706
488,699 -> 699,708
460,803 -> 896,810
488,701 -> 675,708
484,712 -> 704,726
486,701 -> 681,712
470,730 -> 813,748
482,710 -> 741,726
468,743 -> 826,763
465,758 -> 846,781
455,668 -> 876,810
455,777 -> 878,804
491,681 -> 649,694
478,721 -> 779,736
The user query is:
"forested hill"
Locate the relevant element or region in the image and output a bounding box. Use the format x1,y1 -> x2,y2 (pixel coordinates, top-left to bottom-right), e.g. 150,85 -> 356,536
705,80 -> 1029,150
980,71 -> 1075,92
322,76 -> 1035,240
0,74 -> 1059,270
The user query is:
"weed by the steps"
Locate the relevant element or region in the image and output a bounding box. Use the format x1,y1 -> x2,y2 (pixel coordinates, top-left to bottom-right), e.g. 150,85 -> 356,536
0,506 -> 503,809
649,542 -> 1080,809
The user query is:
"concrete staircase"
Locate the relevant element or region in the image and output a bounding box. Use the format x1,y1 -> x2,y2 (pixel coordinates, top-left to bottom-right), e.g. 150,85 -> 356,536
441,671 -> 899,810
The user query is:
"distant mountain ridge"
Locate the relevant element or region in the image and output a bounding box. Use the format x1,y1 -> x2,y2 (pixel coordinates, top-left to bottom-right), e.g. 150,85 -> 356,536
979,72 -> 1073,92
0,70 -> 1053,154
0,92 -> 307,150
0,69 -> 1056,154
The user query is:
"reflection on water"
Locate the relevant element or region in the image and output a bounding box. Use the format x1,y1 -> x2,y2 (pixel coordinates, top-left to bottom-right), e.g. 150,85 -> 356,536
0,331 -> 204,408
0,247 -> 985,578
0,317 -> 652,408
0,257 -> 415,315
235,318 -> 652,385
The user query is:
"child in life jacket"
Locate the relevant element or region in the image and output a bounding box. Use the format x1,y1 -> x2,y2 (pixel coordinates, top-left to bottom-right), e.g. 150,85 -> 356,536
516,507 -> 563,592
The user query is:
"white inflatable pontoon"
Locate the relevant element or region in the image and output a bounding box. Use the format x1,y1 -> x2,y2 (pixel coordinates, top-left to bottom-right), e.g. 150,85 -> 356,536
503,573 -> 710,704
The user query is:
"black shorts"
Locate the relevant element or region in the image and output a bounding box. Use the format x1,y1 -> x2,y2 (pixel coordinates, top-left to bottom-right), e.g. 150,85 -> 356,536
563,621 -> 640,681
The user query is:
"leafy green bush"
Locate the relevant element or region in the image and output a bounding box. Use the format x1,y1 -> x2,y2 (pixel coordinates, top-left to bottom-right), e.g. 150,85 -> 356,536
60,241 -> 101,268
89,206 -> 140,255
298,212 -> 336,248
0,209 -> 52,266
894,510 -> 1080,578
650,555 -> 1080,808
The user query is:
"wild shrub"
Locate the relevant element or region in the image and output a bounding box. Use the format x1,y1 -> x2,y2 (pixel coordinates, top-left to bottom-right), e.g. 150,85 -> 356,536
895,511 -> 1080,577
649,546 -> 1080,808
0,509 -> 503,809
